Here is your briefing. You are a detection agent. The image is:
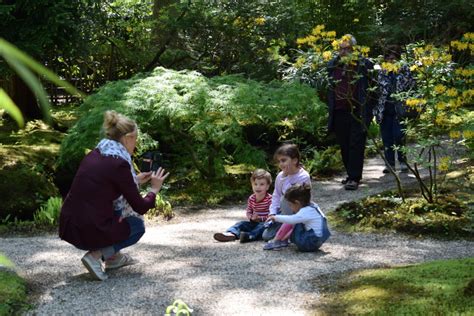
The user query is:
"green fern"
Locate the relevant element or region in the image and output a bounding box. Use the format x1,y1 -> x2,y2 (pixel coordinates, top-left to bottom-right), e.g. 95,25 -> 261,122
33,197 -> 62,226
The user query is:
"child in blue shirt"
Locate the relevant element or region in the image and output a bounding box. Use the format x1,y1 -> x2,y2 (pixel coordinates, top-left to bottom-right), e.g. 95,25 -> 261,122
264,183 -> 330,252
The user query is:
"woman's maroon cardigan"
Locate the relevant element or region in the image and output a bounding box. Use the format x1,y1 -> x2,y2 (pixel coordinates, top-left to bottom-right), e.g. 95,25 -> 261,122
59,149 -> 156,250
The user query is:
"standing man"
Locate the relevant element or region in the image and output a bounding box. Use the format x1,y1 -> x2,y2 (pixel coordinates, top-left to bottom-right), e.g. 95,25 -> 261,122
326,34 -> 375,190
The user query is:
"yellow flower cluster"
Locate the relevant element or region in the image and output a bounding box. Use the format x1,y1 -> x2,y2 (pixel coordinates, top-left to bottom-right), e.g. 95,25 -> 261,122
449,130 -> 461,139
435,102 -> 446,111
293,56 -> 306,69
411,46 -> 452,70
462,89 -> 474,99
463,33 -> 474,41
322,51 -> 332,61
464,130 -> 474,139
296,24 -> 336,47
450,40 -> 469,51
406,98 -> 427,108
446,88 -> 458,97
254,17 -> 266,25
451,33 -> 474,53
435,112 -> 448,125
312,24 -> 325,35
433,84 -> 446,94
381,62 -> 399,73
438,157 -> 450,172
455,68 -> 474,77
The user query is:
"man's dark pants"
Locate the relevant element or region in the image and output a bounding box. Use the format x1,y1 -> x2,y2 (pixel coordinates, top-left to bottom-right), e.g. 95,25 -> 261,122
333,109 -> 367,183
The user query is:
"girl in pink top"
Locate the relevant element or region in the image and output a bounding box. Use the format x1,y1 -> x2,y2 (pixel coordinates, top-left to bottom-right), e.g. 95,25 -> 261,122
262,143 -> 311,241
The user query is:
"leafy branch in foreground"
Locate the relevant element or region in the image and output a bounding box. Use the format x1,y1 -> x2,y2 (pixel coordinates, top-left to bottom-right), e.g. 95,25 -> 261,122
0,38 -> 86,127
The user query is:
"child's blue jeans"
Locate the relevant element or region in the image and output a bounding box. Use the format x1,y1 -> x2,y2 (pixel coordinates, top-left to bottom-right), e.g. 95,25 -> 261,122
290,218 -> 331,252
227,220 -> 265,240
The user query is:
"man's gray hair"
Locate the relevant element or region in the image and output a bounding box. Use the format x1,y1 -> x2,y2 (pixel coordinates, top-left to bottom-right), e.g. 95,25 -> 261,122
342,34 -> 357,46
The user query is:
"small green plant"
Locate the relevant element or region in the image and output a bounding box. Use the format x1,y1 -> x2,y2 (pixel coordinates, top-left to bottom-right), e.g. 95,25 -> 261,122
33,196 -> 62,226
146,194 -> 173,220
165,299 -> 193,316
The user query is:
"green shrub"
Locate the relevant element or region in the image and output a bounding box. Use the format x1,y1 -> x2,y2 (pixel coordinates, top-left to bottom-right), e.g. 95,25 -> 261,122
0,120 -> 61,221
57,67 -> 327,188
33,196 -> 62,226
302,145 -> 343,177
0,162 -> 59,221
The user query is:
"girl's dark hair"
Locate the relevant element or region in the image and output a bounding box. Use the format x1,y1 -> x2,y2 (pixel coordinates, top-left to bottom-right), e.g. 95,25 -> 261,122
284,183 -> 311,206
273,143 -> 301,164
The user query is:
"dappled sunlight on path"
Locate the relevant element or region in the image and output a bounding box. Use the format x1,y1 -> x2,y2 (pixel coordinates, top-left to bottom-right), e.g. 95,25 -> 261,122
0,156 -> 472,315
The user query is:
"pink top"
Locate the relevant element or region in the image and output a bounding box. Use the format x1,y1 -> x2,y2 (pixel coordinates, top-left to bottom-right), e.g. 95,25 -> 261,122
269,168 -> 311,215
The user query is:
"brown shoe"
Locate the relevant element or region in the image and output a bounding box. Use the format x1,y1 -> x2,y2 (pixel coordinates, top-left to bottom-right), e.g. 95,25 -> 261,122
213,232 -> 237,242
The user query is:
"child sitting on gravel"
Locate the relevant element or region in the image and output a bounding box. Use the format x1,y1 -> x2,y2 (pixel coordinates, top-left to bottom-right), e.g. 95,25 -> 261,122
214,169 -> 272,243
263,183 -> 330,252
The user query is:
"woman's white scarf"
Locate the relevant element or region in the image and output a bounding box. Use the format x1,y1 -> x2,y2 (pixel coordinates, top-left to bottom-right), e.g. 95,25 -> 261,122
96,138 -> 142,219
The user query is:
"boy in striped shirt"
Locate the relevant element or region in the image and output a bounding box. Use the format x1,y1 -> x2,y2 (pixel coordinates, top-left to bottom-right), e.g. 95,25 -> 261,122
214,169 -> 272,243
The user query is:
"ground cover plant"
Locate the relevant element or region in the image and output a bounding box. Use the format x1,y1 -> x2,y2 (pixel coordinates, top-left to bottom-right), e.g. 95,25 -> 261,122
329,166 -> 474,239
318,257 -> 474,315
0,253 -> 29,315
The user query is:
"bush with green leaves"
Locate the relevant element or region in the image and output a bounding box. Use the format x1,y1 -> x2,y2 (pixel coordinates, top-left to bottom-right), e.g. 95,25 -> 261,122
302,146 -> 343,177
57,67 -> 327,189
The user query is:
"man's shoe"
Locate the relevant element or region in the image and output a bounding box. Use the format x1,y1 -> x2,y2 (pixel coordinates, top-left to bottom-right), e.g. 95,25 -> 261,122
81,252 -> 108,281
239,232 -> 253,243
213,232 -> 237,242
263,240 -> 289,250
399,163 -> 409,172
105,252 -> 137,270
344,180 -> 359,190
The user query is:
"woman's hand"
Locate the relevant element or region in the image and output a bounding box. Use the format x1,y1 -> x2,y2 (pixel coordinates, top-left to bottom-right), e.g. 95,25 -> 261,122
136,171 -> 152,185
150,167 -> 170,194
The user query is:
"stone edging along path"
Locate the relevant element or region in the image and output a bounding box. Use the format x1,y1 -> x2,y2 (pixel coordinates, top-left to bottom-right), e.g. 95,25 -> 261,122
1,155 -> 473,315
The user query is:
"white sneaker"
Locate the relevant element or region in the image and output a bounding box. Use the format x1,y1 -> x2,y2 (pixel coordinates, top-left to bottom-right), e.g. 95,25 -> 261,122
81,252 -> 108,281
105,252 -> 137,270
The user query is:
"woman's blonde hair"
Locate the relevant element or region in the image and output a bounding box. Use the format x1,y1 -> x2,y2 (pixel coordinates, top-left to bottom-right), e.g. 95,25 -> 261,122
103,110 -> 137,141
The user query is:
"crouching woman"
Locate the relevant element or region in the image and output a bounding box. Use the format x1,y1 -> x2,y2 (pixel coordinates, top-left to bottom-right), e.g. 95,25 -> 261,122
59,110 -> 169,280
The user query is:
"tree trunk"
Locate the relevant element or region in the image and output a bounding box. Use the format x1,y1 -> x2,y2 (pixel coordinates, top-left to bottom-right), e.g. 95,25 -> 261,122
11,75 -> 41,121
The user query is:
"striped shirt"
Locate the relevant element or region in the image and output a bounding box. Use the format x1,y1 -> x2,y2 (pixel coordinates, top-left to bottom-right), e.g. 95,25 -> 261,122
246,193 -> 272,222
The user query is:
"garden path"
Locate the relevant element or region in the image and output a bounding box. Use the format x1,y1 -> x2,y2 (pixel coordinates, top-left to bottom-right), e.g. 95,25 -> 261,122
1,154 -> 473,315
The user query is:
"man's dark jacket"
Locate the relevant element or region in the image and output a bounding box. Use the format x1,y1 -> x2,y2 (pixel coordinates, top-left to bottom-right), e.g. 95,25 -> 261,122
326,56 -> 375,132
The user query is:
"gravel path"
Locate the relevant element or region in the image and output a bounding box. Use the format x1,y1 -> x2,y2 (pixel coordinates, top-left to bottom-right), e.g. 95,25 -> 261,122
1,155 -> 473,315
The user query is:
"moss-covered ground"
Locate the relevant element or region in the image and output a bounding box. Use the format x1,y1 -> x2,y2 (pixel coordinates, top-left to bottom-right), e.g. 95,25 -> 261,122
317,258 -> 474,315
0,253 -> 29,315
